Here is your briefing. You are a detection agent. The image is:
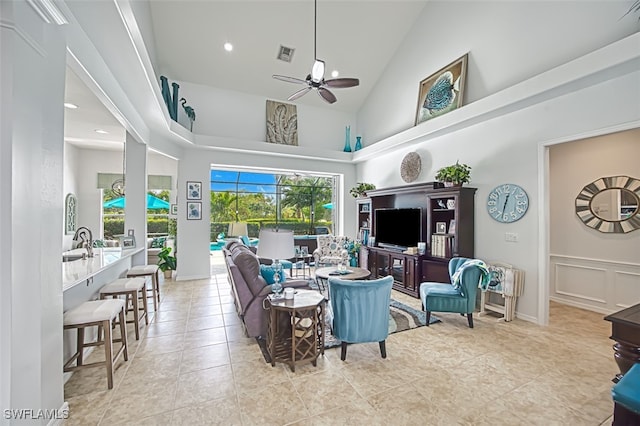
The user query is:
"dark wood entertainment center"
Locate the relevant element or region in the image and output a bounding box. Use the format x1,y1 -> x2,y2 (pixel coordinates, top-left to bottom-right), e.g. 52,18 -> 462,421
358,182 -> 476,298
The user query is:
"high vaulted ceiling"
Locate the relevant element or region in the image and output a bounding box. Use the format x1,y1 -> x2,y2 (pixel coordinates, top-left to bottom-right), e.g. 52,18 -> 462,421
149,1 -> 428,113
64,1 -> 428,150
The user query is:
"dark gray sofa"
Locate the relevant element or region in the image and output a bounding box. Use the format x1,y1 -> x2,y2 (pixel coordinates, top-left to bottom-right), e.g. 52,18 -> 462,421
223,241 -> 310,338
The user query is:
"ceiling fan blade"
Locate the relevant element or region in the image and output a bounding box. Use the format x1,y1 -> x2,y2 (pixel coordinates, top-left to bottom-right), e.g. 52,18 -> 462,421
317,87 -> 337,104
324,78 -> 360,88
288,86 -> 312,101
273,75 -> 308,85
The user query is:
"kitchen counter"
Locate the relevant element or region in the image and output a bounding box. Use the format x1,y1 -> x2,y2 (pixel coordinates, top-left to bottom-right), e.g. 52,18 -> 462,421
62,247 -> 144,291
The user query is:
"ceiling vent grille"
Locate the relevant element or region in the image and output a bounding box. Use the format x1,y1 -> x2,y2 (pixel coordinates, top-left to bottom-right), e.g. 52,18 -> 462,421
277,45 -> 295,63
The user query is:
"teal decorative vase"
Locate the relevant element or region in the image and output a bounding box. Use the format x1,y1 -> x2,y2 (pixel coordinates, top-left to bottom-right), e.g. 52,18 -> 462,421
355,136 -> 362,151
350,257 -> 358,267
343,126 -> 352,152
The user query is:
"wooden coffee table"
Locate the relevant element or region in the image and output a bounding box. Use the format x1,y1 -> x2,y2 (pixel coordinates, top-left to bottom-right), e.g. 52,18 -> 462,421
314,266 -> 371,295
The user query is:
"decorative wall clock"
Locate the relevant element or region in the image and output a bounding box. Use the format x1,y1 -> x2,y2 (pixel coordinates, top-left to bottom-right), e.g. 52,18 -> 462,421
487,184 -> 529,223
400,152 -> 421,183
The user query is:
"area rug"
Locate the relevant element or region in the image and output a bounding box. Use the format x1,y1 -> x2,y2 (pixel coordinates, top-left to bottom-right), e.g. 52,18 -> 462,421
256,298 -> 439,363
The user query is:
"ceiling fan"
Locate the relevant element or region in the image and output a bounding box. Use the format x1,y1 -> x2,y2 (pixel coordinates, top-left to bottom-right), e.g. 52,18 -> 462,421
272,0 -> 359,104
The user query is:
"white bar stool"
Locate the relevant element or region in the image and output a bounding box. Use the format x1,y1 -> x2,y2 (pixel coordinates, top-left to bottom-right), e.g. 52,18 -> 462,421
63,299 -> 129,389
127,264 -> 161,312
100,277 -> 148,340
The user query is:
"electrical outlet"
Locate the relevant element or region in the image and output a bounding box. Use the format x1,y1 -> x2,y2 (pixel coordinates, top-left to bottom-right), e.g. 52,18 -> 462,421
505,232 -> 519,242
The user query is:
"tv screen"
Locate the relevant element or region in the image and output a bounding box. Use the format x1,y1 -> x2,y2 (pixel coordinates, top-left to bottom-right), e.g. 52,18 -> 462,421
374,208 -> 422,250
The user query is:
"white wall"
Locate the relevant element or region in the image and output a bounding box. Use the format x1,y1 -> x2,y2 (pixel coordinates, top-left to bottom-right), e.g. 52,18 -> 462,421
549,130 -> 640,312
358,1 -> 638,144
174,146 -> 356,281
63,143 -> 80,249
1,0 -> 67,420
175,80 -> 357,150
358,69 -> 640,323
67,146 -> 178,247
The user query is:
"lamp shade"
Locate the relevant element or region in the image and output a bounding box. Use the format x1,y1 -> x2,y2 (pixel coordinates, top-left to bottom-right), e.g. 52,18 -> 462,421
228,222 -> 248,237
256,229 -> 295,260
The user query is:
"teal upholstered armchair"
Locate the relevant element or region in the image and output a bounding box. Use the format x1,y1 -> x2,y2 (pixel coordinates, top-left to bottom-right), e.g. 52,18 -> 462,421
420,257 -> 487,328
328,275 -> 393,361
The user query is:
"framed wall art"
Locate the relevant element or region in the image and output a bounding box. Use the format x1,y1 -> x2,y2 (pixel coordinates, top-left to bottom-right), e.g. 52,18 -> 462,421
186,181 -> 201,200
187,202 -> 202,220
415,53 -> 468,125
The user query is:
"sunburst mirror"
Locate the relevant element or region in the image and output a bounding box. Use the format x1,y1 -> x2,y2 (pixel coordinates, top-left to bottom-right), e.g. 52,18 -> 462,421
575,175 -> 640,233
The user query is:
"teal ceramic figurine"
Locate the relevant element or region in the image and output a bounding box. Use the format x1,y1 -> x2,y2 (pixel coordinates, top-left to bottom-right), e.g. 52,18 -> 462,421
355,136 -> 362,151
343,126 -> 352,152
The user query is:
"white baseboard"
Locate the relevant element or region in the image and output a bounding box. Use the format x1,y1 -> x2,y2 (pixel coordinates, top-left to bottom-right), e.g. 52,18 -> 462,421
549,296 -> 614,315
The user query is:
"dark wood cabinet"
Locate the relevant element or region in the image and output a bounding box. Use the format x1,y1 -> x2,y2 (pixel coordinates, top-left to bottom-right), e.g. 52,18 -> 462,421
368,247 -> 424,297
360,183 -> 476,298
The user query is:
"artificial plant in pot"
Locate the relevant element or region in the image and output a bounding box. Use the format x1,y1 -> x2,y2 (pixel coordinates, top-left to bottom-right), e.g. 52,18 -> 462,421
350,182 -> 376,198
157,246 -> 177,279
434,161 -> 471,186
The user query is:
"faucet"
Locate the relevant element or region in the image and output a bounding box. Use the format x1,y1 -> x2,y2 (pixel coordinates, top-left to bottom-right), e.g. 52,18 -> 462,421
73,227 -> 94,257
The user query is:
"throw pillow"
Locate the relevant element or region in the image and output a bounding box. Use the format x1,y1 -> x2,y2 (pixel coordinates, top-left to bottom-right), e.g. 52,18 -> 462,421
259,264 -> 278,285
150,237 -> 166,248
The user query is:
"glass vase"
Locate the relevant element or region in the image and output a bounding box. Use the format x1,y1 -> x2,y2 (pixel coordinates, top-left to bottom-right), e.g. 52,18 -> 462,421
354,136 -> 362,151
343,126 -> 352,152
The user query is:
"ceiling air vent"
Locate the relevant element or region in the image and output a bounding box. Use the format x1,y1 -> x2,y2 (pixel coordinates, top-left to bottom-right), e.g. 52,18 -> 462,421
277,45 -> 295,63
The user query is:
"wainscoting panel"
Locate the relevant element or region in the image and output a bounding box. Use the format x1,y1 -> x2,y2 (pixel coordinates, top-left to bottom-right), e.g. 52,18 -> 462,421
550,255 -> 640,314
614,270 -> 640,309
555,263 -> 607,303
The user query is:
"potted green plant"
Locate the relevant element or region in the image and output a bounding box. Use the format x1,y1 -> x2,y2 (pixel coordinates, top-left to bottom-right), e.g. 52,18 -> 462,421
157,246 -> 177,279
350,182 -> 376,198
434,161 -> 472,186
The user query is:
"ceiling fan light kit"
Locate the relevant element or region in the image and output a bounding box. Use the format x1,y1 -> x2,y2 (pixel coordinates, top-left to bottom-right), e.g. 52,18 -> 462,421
272,0 -> 359,104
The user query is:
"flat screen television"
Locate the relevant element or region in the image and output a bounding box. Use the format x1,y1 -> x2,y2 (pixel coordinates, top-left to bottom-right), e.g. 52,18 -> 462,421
374,208 -> 422,250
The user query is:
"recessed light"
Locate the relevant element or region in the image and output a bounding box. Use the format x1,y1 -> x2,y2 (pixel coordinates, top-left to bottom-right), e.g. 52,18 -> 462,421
94,129 -> 109,134
64,102 -> 78,109
224,42 -> 233,52
331,70 -> 339,78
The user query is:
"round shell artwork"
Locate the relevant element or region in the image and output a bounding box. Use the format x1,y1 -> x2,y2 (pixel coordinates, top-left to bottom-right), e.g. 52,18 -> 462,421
400,152 -> 422,183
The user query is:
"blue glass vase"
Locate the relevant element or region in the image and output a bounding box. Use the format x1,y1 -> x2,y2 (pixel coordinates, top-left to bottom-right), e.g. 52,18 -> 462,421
343,126 -> 352,152
355,136 -> 362,151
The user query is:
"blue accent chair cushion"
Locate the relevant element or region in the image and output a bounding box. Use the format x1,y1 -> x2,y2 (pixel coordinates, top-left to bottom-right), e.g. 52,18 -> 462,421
612,363 -> 640,414
329,275 -> 393,360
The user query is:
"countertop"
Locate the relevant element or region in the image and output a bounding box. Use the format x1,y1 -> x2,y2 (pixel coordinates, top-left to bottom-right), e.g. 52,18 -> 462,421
62,247 -> 144,291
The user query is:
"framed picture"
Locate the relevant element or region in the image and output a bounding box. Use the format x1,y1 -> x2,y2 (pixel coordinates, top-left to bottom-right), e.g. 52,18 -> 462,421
415,53 -> 468,125
170,204 -> 178,215
436,222 -> 447,234
187,202 -> 202,220
449,219 -> 456,234
301,246 -> 309,256
119,236 -> 136,248
186,181 -> 202,200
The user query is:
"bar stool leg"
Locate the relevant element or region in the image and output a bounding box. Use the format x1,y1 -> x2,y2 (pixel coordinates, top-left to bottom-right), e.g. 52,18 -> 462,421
131,291 -> 140,340
103,318 -> 114,389
140,287 -> 149,325
119,307 -> 128,361
76,327 -> 84,366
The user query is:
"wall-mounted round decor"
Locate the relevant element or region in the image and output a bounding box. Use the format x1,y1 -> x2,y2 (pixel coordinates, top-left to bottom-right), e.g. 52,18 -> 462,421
400,152 -> 421,183
575,175 -> 640,233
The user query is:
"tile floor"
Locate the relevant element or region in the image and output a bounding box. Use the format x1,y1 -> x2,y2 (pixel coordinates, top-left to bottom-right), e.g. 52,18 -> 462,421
64,252 -> 618,425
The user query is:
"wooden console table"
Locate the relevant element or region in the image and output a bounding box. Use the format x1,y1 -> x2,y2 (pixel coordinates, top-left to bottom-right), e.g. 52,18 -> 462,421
604,302 -> 640,382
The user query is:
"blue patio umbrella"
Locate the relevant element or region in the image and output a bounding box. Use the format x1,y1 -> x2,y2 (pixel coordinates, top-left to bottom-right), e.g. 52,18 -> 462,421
103,194 -> 170,210
322,202 -> 333,209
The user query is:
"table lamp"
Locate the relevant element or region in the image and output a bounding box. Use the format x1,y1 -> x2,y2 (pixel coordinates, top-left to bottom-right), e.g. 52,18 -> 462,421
256,229 -> 295,296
